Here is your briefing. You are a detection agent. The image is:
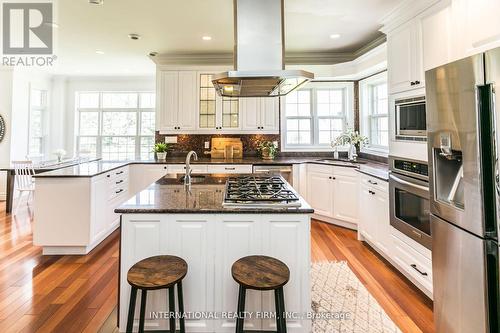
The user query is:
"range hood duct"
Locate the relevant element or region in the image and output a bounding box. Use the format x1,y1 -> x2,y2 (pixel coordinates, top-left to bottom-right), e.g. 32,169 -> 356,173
212,0 -> 314,97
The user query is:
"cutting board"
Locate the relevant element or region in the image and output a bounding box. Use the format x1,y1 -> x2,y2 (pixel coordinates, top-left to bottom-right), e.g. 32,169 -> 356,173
211,138 -> 243,159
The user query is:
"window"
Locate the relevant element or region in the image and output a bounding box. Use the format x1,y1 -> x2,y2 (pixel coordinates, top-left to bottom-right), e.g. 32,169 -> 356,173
28,89 -> 47,156
282,82 -> 354,151
76,92 -> 155,160
199,74 -> 216,128
360,72 -> 389,155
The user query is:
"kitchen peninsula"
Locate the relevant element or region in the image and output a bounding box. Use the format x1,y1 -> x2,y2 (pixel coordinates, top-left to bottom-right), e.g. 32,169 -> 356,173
116,175 -> 313,333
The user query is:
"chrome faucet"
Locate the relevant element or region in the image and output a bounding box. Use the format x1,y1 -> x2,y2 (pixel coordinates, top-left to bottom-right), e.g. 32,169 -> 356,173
184,151 -> 198,186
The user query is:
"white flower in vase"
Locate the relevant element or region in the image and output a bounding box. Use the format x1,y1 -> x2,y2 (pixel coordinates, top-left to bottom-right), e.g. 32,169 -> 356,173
53,149 -> 67,163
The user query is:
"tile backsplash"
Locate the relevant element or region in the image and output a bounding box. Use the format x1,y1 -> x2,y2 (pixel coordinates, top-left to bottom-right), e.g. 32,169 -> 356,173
155,132 -> 280,157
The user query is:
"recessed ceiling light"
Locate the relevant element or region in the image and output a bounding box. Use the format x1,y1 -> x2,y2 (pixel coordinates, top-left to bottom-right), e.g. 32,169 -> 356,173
202,36 -> 212,41
95,50 -> 104,54
89,0 -> 104,4
128,33 -> 141,40
329,34 -> 341,39
149,51 -> 158,57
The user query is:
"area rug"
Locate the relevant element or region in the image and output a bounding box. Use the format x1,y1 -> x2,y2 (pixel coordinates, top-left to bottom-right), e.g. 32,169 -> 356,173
311,261 -> 402,333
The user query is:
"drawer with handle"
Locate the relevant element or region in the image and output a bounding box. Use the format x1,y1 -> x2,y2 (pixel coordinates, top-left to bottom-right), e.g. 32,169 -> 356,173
207,164 -> 253,174
360,174 -> 388,192
167,164 -> 208,174
391,234 -> 433,292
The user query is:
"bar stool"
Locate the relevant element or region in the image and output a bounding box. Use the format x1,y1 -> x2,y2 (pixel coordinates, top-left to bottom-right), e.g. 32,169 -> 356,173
126,255 -> 188,333
231,255 -> 290,333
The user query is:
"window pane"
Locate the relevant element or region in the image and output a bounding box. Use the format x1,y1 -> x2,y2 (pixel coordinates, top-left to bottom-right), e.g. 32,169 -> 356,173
102,112 -> 137,135
29,138 -> 42,155
31,89 -> 44,107
286,118 -> 311,145
317,89 -> 344,116
102,93 -> 138,108
30,110 -> 43,137
140,137 -> 154,160
370,116 -> 389,147
318,118 -> 344,144
286,89 -> 310,117
79,112 -> 99,135
78,92 -> 99,108
140,93 -> 155,108
140,112 -> 155,135
199,74 -> 217,128
101,137 -> 136,160
78,137 -> 98,157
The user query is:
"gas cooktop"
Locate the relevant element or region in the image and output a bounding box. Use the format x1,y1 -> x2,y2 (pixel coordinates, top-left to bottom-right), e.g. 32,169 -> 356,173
222,175 -> 301,208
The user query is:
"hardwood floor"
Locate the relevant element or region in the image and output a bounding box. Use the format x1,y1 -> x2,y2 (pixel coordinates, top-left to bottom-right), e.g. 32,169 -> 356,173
0,202 -> 433,333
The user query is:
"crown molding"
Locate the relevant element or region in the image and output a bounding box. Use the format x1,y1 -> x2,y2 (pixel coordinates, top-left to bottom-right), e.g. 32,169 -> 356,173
379,0 -> 440,34
151,34 -> 387,67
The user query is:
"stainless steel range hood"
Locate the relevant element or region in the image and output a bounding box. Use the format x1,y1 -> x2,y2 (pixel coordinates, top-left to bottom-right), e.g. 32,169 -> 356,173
212,0 -> 314,97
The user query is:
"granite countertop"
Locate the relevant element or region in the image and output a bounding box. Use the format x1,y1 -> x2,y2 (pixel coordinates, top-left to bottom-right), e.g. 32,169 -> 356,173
32,156 -> 389,180
115,175 -> 314,214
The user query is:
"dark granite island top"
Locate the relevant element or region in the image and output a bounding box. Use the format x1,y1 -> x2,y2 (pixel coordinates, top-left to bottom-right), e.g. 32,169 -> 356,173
115,175 -> 314,214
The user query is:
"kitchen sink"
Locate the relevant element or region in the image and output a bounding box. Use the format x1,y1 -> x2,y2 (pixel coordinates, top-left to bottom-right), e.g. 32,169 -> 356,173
179,175 -> 206,184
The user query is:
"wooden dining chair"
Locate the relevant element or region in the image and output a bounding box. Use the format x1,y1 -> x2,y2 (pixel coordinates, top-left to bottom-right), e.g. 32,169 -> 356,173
12,161 -> 36,215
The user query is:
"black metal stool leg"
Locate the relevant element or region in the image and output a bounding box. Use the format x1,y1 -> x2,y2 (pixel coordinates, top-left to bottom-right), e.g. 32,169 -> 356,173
177,281 -> 186,333
126,287 -> 138,333
138,289 -> 147,333
235,285 -> 246,333
274,289 -> 282,333
277,287 -> 287,333
169,286 -> 176,333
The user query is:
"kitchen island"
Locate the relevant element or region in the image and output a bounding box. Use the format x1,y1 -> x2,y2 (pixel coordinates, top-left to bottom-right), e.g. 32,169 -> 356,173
116,175 -> 313,333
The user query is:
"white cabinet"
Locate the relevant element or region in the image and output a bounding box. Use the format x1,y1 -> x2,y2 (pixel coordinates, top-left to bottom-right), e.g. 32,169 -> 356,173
129,164 -> 169,194
357,174 -> 390,256
120,213 -> 311,333
240,97 -> 279,134
387,20 -> 424,94
156,71 -> 197,133
332,170 -> 359,224
421,1 -> 454,71
306,164 -> 359,227
306,166 -> 335,218
458,0 -> 500,56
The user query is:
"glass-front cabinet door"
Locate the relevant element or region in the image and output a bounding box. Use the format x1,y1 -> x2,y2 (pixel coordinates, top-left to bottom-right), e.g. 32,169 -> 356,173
198,73 -> 240,131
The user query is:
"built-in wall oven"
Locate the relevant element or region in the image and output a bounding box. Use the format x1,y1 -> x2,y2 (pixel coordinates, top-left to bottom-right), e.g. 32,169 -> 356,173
389,156 -> 431,249
395,96 -> 427,139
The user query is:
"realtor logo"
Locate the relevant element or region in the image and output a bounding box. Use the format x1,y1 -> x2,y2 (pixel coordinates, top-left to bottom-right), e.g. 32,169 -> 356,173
2,3 -> 53,54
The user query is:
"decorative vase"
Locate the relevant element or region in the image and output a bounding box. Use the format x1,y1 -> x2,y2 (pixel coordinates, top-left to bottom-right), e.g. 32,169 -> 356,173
156,152 -> 167,160
57,156 -> 62,163
261,148 -> 275,160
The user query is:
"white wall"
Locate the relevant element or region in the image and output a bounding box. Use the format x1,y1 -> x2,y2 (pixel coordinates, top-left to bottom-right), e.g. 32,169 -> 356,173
63,76 -> 155,156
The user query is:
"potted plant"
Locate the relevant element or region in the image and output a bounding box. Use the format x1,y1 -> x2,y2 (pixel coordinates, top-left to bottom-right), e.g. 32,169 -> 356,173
332,130 -> 368,161
153,142 -> 170,160
257,141 -> 278,160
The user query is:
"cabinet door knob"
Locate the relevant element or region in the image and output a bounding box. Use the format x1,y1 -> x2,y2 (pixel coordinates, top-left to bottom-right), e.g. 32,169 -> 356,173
164,166 -> 167,169
410,81 -> 415,86
415,80 -> 420,85
368,180 -> 378,185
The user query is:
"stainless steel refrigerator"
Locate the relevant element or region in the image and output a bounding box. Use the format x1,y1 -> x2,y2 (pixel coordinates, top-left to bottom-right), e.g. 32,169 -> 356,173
426,49 -> 500,332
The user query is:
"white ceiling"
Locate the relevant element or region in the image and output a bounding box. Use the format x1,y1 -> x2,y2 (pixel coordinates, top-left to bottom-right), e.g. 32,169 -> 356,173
51,0 -> 401,76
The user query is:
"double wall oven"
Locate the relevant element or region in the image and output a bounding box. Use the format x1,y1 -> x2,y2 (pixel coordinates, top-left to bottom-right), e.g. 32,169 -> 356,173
389,156 -> 431,249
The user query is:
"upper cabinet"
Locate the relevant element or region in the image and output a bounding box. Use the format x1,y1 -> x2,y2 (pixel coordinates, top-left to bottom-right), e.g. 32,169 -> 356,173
385,0 -> 500,90
240,97 -> 279,134
387,19 -> 424,94
156,70 -> 279,134
156,71 -> 197,132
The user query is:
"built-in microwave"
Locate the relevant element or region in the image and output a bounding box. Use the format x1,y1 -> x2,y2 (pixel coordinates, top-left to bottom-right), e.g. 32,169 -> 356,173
396,96 -> 426,138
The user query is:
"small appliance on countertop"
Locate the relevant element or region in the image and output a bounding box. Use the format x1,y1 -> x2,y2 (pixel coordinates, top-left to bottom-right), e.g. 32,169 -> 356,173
222,175 -> 301,209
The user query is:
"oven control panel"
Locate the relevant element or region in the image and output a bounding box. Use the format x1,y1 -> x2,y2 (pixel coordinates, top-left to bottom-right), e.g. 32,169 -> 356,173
393,159 -> 428,177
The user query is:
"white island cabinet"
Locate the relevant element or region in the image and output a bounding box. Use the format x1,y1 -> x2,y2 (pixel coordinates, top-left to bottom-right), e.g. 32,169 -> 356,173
117,178 -> 313,333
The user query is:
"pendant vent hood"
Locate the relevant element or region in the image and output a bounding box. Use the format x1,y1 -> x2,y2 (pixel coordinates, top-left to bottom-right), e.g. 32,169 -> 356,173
212,0 -> 314,98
